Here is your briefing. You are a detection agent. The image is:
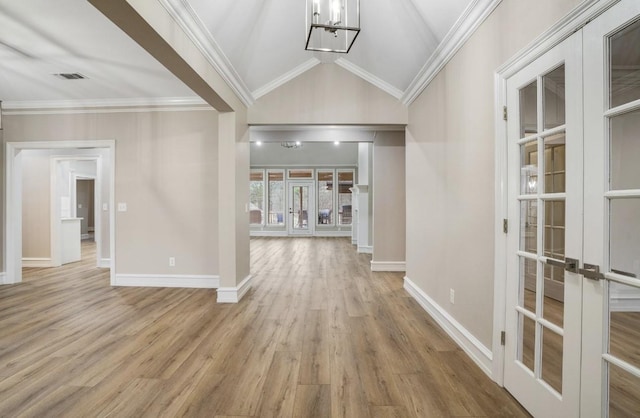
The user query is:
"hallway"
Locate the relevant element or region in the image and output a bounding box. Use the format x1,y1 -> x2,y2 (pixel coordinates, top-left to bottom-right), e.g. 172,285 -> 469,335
0,237 -> 528,417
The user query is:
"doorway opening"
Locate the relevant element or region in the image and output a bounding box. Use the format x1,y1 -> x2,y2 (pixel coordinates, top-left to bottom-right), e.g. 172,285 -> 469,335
4,140 -> 116,285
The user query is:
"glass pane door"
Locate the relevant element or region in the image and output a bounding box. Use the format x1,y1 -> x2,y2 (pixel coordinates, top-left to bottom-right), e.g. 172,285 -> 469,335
504,30 -> 582,417
288,182 -> 314,235
583,2 -> 640,415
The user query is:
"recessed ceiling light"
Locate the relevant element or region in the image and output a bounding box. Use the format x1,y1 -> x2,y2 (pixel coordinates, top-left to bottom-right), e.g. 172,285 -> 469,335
256,141 -> 262,146
334,141 -> 340,145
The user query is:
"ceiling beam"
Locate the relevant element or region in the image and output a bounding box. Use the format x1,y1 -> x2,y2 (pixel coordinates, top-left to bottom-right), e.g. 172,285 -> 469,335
88,0 -> 238,112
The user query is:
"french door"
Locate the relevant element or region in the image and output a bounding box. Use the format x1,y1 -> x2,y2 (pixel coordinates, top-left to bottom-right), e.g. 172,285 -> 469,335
505,1 -> 640,416
287,182 -> 315,235
505,30 -> 583,418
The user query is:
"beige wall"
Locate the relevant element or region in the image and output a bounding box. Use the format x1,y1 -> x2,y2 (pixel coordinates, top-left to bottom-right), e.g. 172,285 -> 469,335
248,64 -> 408,125
406,0 -> 582,347
373,132 -> 406,263
21,151 -> 51,258
5,109 -> 219,277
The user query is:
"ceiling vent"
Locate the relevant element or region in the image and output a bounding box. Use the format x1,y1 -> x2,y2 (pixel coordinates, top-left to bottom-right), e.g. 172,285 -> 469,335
53,73 -> 87,80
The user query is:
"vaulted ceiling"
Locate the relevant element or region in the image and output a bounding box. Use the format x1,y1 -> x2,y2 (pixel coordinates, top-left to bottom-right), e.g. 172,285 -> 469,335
0,0 -> 495,108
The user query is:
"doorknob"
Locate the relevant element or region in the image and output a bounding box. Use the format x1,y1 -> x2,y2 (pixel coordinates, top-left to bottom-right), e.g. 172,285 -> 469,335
546,257 -> 579,273
579,263 -> 604,281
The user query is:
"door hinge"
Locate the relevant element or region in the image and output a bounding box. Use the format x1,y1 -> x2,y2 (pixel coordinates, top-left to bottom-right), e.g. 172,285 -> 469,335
503,219 -> 508,234
503,106 -> 508,121
501,331 -> 506,346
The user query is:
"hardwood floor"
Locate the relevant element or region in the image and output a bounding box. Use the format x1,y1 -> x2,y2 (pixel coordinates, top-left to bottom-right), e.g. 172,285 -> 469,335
0,237 -> 530,417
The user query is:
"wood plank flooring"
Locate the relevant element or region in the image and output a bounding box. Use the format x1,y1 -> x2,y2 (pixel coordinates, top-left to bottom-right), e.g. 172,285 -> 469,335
0,237 -> 530,417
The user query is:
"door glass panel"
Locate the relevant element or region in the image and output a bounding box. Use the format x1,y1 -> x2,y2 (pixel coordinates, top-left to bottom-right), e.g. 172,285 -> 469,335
608,362 -> 640,418
610,109 -> 640,191
610,199 -> 640,278
608,282 -> 640,367
521,200 -> 538,253
520,257 -> 537,313
543,264 -> 565,328
544,200 -> 565,260
520,81 -> 538,137
519,313 -> 536,373
292,185 -> 309,230
541,327 -> 563,394
543,65 -> 566,130
544,133 -> 566,194
521,141 -> 538,194
610,19 -> 640,108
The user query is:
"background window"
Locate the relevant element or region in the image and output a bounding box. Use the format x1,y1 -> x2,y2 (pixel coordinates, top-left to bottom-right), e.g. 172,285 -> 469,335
338,171 -> 354,225
249,171 -> 264,225
268,171 -> 284,225
317,170 -> 334,225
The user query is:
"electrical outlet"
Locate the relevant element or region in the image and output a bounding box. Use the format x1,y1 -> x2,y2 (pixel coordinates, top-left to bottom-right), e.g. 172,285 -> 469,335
169,257 -> 175,267
449,288 -> 455,304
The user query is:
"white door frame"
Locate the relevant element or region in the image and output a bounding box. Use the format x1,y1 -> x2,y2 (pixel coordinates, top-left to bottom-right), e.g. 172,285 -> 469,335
492,0 -> 620,386
50,157 -> 102,268
4,140 -> 116,285
287,181 -> 315,236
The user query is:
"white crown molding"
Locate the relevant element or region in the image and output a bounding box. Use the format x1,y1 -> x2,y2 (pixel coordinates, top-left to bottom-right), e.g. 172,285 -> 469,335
335,58 -> 404,100
404,276 -> 493,378
158,0 -> 254,107
217,275 -> 253,303
402,0 -> 502,105
2,97 -> 210,114
114,273 -> 220,289
252,58 -> 322,100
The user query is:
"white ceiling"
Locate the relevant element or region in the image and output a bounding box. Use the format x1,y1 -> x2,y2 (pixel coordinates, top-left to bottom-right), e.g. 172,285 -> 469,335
0,0 -> 487,108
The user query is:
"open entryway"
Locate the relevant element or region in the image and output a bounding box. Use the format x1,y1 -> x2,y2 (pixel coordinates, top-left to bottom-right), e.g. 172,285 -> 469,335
4,140 -> 116,285
499,1 -> 640,416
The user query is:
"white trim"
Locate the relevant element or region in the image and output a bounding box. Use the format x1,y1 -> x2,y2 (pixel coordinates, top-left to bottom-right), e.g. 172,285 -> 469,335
158,0 -> 254,107
22,258 -> 54,268
495,0 -> 618,78
253,59 -> 321,100
357,245 -> 373,254
5,140 -> 116,286
99,258 -> 112,269
352,239 -> 357,245
81,234 -> 91,240
402,0 -> 502,105
404,276 -> 493,378
217,275 -> 253,303
314,230 -> 352,237
250,230 -> 288,237
492,0 -> 620,388
2,97 -> 208,113
0,273 -> 6,285
370,261 -> 406,272
335,59 -> 404,100
114,274 -> 219,288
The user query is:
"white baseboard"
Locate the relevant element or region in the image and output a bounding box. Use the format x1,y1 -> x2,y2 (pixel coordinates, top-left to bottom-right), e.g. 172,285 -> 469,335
250,230 -> 287,237
314,230 -> 352,237
217,274 -> 253,303
357,245 -> 373,254
114,274 -> 220,288
371,261 -> 406,272
99,258 -> 111,268
352,239 -> 357,245
403,276 -> 493,378
22,257 -> 54,268
0,272 -> 7,285
81,233 -> 91,240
